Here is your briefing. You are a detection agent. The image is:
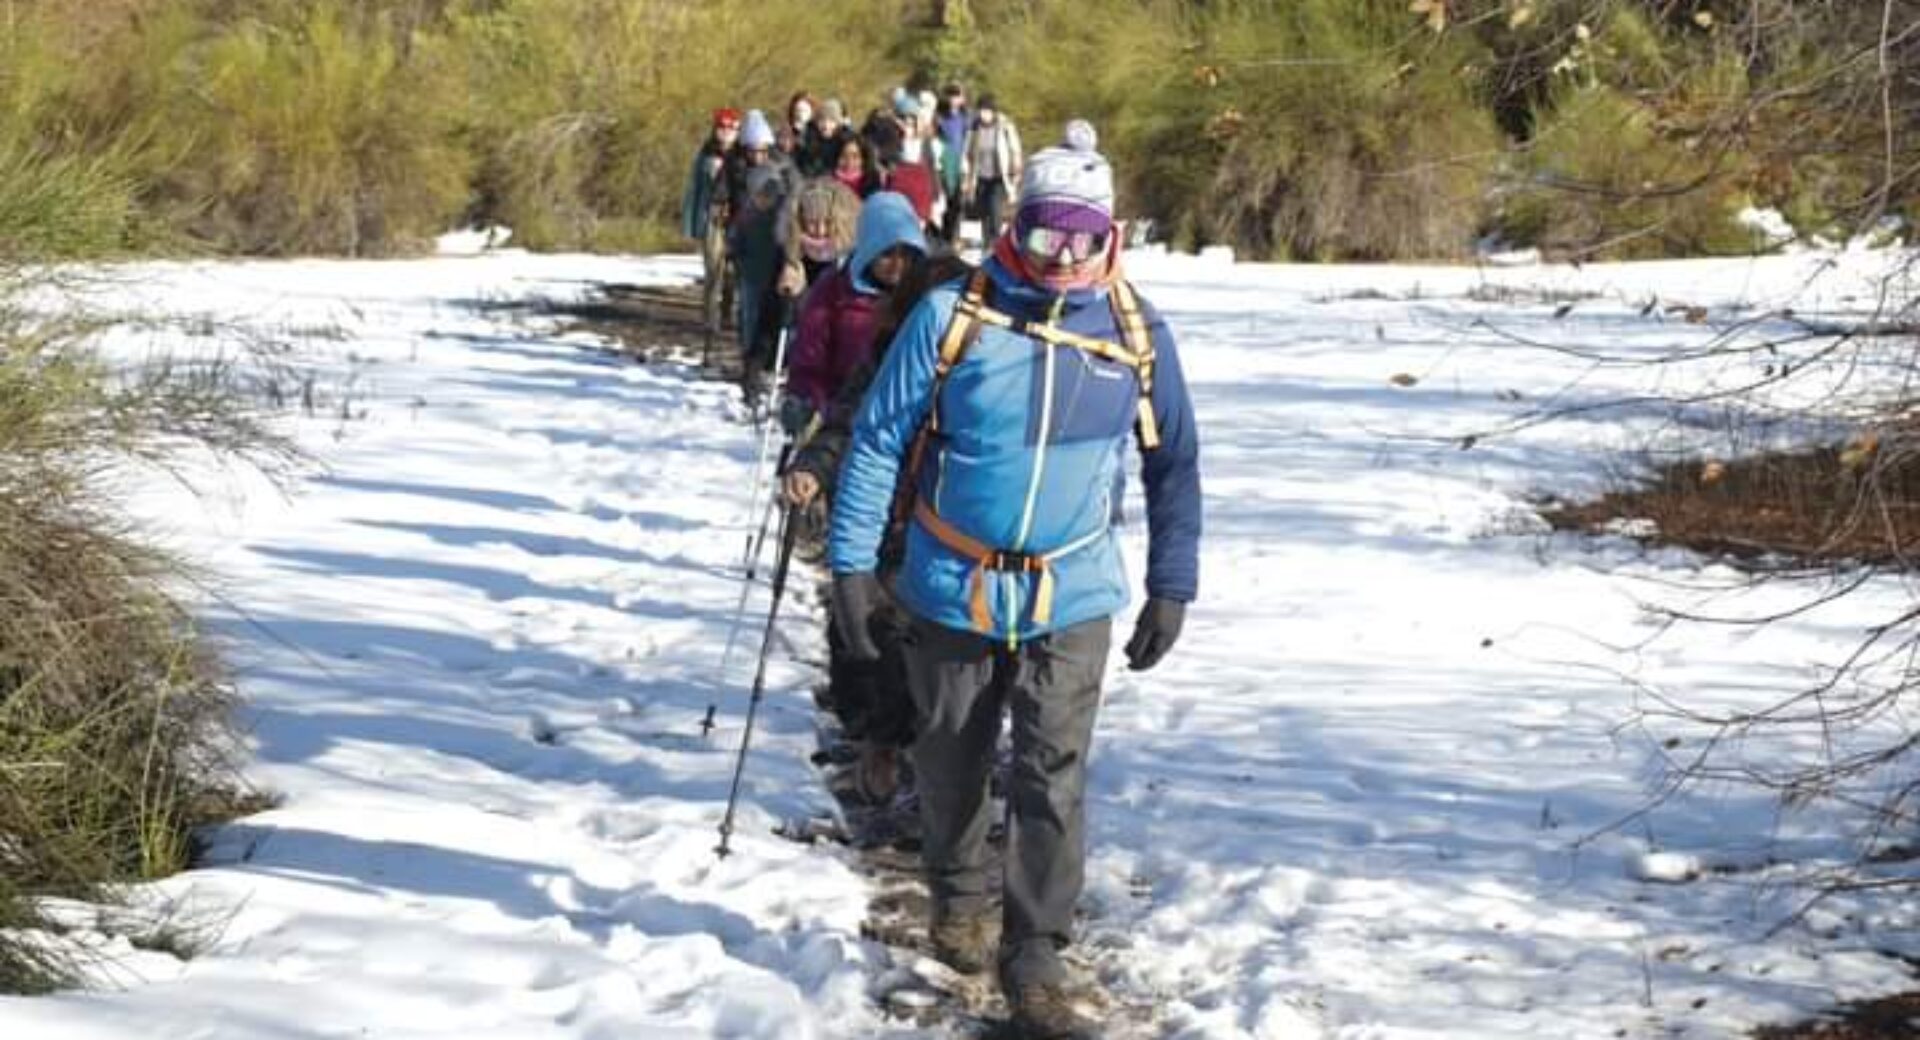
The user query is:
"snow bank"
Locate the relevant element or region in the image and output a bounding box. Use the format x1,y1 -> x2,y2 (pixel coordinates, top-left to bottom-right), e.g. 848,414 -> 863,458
2,247 -> 1916,1038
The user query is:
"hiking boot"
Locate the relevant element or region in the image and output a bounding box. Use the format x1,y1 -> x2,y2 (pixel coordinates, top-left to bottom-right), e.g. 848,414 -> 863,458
854,745 -> 901,805
1005,981 -> 1101,1040
928,910 -> 998,975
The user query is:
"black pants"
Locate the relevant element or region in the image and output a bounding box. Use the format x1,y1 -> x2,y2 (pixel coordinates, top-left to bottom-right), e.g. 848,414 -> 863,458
940,177 -> 965,243
904,615 -> 1111,988
974,177 -> 1010,244
825,606 -> 915,748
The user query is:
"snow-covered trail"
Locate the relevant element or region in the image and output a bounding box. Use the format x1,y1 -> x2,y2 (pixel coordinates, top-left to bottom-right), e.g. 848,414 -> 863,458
0,249 -> 1915,1040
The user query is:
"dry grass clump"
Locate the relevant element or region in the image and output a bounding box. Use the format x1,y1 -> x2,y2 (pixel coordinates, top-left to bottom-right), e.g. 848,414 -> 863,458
0,280 -> 288,992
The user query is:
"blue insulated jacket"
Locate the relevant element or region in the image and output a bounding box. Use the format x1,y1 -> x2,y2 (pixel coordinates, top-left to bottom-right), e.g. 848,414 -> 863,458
828,256 -> 1202,641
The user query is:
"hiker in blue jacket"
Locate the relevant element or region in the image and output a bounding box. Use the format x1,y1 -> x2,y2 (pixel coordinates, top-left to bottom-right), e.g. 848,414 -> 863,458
827,129 -> 1200,1040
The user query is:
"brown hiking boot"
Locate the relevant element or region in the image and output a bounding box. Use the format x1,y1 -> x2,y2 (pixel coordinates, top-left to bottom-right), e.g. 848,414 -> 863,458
854,745 -> 901,805
928,910 -> 999,975
1006,981 -> 1101,1040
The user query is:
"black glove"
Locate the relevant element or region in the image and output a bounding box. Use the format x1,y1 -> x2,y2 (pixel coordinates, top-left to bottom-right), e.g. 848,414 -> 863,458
832,572 -> 885,662
779,396 -> 813,436
1124,598 -> 1185,672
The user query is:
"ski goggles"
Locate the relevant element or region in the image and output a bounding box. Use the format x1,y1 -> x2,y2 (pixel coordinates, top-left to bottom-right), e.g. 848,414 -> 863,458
1020,224 -> 1107,264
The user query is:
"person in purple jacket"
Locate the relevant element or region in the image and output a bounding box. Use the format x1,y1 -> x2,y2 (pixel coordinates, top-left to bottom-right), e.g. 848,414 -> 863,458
935,84 -> 970,243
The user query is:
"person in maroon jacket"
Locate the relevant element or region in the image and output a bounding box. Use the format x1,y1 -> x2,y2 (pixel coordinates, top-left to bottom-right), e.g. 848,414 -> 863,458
785,192 -> 929,420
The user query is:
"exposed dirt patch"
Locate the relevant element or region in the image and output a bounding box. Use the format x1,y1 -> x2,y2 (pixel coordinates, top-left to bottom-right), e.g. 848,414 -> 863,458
1549,442 -> 1920,1038
1753,991 -> 1920,1039
480,280 -> 750,383
1544,442 -> 1920,569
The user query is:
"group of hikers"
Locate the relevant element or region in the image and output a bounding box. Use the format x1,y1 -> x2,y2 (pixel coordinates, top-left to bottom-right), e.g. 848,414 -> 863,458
680,83 -> 1026,390
687,83 -> 1202,1040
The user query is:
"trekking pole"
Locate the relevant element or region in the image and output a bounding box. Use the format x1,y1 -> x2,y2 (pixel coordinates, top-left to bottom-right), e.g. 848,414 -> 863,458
705,313 -> 797,737
705,486 -> 780,738
715,503 -> 801,860
737,317 -> 792,569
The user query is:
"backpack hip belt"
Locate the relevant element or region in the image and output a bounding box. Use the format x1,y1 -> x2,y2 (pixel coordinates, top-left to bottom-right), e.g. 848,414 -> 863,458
912,499 -> 1106,636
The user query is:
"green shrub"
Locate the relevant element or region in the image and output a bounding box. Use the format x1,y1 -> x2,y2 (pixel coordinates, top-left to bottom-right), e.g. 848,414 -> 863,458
1498,71 -> 1761,259
0,147 -> 145,260
1,0 -> 1914,261
450,0 -> 897,252
152,2 -> 472,255
1201,0 -> 1500,260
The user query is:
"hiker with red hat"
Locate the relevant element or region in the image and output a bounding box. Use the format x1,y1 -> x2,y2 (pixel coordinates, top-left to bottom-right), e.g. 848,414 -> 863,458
682,107 -> 743,350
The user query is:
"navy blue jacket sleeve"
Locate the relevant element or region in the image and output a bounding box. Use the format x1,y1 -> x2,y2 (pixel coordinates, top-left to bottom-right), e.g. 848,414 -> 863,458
1138,298 -> 1201,602
826,291 -> 949,575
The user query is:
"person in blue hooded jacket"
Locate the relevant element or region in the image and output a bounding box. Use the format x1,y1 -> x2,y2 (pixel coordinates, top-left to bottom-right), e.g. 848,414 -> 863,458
827,129 -> 1200,1040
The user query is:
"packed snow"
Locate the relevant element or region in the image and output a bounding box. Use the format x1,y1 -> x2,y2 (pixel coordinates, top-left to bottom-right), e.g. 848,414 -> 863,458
1,246 -> 1917,1039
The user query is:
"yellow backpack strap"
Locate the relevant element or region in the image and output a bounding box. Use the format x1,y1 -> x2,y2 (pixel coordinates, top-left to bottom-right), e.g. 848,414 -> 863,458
893,269 -> 990,530
970,307 -> 1142,368
1110,279 -> 1159,450
928,269 -> 991,433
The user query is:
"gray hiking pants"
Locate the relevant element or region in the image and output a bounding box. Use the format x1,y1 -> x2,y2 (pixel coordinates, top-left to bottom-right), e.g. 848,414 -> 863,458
905,614 -> 1111,988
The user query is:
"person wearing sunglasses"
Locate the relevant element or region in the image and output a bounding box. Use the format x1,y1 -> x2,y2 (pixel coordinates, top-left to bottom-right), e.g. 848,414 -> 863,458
827,127 -> 1201,1039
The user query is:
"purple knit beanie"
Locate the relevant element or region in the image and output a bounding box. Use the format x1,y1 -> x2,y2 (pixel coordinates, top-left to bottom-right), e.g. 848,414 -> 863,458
1016,128 -> 1114,239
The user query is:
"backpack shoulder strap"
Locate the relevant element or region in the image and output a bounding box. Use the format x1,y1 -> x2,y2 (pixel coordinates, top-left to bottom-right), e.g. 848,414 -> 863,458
928,269 -> 991,433
892,269 -> 990,527
1108,279 -> 1160,450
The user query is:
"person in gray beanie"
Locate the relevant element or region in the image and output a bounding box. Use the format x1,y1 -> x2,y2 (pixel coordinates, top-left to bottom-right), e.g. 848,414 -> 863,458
724,109 -> 799,217
802,97 -> 858,178
723,111 -> 799,402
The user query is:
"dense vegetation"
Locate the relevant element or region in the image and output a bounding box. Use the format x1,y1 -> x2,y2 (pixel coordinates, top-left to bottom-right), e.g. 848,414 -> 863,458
0,0 -> 1911,262
0,54 -> 293,987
